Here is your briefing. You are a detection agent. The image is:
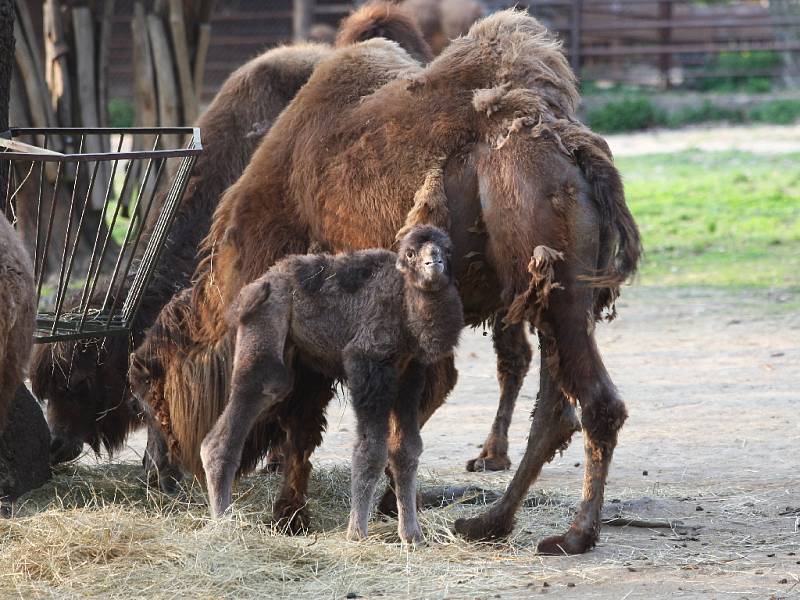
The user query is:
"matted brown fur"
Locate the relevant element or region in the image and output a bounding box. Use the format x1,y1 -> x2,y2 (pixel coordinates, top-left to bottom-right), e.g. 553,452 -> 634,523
143,7 -> 640,530
0,216 -> 35,428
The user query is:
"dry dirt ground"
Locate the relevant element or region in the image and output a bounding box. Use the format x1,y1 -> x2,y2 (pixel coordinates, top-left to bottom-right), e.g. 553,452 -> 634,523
606,124 -> 800,156
46,125 -> 800,597
100,285 -> 800,599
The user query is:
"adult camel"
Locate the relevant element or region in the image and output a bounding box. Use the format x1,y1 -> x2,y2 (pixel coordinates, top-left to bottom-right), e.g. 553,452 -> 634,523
133,9 -> 640,554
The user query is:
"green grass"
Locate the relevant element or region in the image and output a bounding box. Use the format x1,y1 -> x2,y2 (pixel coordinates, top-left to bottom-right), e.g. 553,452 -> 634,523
619,151 -> 800,289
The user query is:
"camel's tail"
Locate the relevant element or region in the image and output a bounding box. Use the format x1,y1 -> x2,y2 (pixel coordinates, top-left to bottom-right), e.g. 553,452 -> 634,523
559,123 -> 642,319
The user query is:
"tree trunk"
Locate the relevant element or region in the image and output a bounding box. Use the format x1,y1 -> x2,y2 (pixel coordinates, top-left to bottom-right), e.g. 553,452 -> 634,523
294,0 -> 314,42
0,0 -> 12,212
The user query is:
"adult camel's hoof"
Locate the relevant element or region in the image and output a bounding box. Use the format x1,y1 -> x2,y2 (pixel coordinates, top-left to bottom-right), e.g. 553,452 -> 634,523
273,498 -> 311,534
536,530 -> 597,555
465,454 -> 512,472
453,513 -> 514,541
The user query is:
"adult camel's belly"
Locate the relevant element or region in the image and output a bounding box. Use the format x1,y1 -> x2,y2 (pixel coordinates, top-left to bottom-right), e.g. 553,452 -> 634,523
444,149 -> 502,325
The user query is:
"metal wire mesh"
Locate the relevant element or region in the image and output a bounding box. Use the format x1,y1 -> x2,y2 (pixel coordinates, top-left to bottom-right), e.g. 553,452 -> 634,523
0,127 -> 201,343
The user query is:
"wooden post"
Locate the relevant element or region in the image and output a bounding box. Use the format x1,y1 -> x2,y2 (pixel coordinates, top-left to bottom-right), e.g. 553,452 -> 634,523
193,0 -> 215,103
294,0 -> 314,43
72,6 -> 107,209
97,0 -> 115,127
570,0 -> 583,78
147,13 -> 180,149
168,0 -> 198,123
0,0 -> 13,213
43,0 -> 71,128
658,0 -> 672,90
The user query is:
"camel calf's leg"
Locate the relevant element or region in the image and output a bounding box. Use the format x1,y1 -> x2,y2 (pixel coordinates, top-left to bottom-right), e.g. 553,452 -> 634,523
201,302 -> 292,518
345,356 -> 396,541
454,334 -> 580,540
467,311 -> 531,472
388,361 -> 425,544
201,354 -> 292,518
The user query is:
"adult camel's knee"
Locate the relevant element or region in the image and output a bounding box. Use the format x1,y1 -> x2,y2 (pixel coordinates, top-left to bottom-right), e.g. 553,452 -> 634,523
580,384 -> 627,448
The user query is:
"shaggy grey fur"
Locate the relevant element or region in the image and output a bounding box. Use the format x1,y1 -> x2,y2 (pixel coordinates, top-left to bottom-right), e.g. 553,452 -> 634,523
200,226 -> 463,543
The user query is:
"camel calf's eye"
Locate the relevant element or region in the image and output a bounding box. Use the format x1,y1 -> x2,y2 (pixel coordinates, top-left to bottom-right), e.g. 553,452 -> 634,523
406,250 -> 415,259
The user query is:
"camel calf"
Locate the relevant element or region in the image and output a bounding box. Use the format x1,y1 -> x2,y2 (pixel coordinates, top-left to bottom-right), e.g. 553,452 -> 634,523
199,226 -> 463,544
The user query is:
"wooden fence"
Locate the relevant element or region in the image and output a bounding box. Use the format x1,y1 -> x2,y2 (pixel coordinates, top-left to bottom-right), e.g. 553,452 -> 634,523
21,0 -> 800,101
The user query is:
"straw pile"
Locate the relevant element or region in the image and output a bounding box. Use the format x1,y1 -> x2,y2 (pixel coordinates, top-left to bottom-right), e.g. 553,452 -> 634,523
1,462 -> 791,598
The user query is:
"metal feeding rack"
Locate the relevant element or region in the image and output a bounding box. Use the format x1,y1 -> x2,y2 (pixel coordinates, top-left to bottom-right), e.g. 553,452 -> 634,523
1,127 -> 201,343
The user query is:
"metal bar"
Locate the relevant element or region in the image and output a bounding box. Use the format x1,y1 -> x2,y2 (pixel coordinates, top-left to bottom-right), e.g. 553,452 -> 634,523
658,0 -> 672,89
9,126 -> 200,135
123,150 -> 195,325
1,157 -> 11,220
575,41 -> 800,57
101,141 -> 142,325
50,156 -> 101,332
33,159 -> 45,283
0,148 -> 203,162
1,128 -> 202,162
77,135 -> 126,332
49,135 -> 86,334
552,16 -> 800,32
106,137 -> 164,327
34,160 -> 62,303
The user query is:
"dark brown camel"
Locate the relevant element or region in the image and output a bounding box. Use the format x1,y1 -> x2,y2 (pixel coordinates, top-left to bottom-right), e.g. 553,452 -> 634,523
29,3 -> 431,482
28,42 -> 328,486
0,215 -> 35,428
136,10 -> 640,553
190,226 -> 462,543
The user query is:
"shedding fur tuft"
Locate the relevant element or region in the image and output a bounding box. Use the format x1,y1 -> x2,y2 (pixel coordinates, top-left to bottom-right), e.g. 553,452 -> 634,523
504,246 -> 564,327
395,167 -> 450,242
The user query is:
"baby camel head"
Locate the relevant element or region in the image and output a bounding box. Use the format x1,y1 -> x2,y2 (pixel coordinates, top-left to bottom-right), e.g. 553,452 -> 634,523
396,225 -> 454,291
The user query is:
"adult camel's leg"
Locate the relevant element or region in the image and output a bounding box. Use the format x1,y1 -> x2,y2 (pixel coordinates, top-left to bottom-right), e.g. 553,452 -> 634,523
535,299 -> 627,554
387,360 -> 425,544
457,257 -> 626,553
201,353 -> 293,518
142,421 -> 184,493
376,356 -> 457,516
454,331 -> 580,540
466,311 -> 531,472
272,362 -> 333,533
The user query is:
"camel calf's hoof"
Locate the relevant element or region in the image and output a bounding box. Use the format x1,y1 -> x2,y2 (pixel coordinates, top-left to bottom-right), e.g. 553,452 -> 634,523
399,524 -> 424,546
346,523 -> 368,541
453,513 -> 514,541
536,531 -> 597,555
465,454 -> 512,473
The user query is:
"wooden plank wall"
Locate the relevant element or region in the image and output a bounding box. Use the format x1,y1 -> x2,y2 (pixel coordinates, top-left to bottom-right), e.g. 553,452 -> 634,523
19,0 -> 800,102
